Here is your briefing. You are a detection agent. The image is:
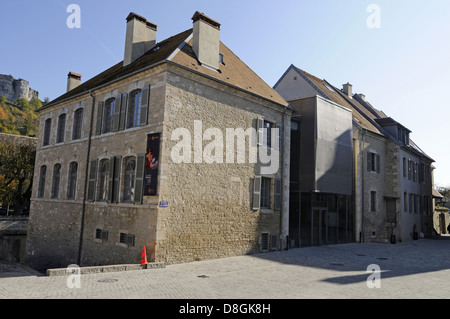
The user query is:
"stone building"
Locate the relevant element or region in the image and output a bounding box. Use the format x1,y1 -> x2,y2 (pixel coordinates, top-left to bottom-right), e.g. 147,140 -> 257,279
0,75 -> 39,102
25,12 -> 292,270
274,65 -> 434,245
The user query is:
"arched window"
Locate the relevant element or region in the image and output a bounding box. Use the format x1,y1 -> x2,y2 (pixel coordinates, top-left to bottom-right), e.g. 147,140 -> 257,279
37,165 -> 47,198
97,159 -> 110,201
127,90 -> 142,129
56,113 -> 66,143
122,157 -> 136,202
102,98 -> 115,134
67,162 -> 78,200
51,164 -> 61,199
43,118 -> 52,146
72,108 -> 84,140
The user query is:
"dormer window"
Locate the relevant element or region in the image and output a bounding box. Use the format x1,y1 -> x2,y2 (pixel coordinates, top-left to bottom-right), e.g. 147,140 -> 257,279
397,126 -> 409,145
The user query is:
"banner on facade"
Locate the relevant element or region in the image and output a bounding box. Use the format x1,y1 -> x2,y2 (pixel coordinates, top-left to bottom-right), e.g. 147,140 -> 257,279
144,133 -> 160,196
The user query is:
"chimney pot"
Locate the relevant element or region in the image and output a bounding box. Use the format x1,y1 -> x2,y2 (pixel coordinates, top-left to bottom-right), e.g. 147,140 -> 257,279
123,12 -> 157,67
192,11 -> 221,70
343,82 -> 353,97
67,72 -> 82,92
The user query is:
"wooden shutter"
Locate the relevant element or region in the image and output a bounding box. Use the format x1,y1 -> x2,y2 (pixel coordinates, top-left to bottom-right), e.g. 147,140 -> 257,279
87,159 -> 98,201
140,85 -> 150,126
252,176 -> 262,210
112,156 -> 122,203
134,154 -> 145,204
107,157 -> 115,202
257,118 -> 264,146
96,101 -> 104,136
275,123 -> 282,150
112,95 -> 122,132
274,178 -> 282,211
119,93 -> 128,131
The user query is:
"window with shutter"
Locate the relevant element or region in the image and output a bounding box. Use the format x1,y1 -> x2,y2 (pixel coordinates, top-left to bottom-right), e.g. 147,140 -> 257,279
252,176 -> 261,210
102,98 -> 115,134
134,154 -> 145,204
97,159 -> 110,201
139,85 -> 150,126
112,95 -> 122,132
260,177 -> 271,209
127,90 -> 142,129
123,157 -> 136,203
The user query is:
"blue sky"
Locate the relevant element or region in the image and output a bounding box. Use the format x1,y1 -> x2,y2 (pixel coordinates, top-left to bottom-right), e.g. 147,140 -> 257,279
1,0 -> 449,187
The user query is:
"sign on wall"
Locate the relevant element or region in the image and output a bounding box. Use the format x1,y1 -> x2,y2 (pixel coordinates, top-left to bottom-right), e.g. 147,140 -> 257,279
144,133 -> 160,196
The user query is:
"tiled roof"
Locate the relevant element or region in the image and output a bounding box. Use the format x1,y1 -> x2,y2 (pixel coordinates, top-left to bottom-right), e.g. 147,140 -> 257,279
41,27 -> 287,111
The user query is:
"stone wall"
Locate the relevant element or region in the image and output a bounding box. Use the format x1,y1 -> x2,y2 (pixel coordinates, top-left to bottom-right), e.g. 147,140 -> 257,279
0,74 -> 39,102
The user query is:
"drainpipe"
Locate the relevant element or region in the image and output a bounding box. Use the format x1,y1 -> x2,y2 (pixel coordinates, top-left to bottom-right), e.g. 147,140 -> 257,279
359,129 -> 366,243
280,107 -> 289,250
77,90 -> 96,266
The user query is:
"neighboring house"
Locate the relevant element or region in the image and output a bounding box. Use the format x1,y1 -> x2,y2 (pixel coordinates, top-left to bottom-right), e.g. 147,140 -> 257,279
274,65 -> 434,245
25,12 -> 292,270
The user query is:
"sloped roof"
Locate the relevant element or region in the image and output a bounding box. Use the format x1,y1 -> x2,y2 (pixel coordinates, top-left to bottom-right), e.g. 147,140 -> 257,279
41,25 -> 287,111
292,67 -> 383,135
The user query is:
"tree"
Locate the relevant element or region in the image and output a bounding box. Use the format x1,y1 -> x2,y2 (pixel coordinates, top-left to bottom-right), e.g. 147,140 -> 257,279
0,143 -> 36,215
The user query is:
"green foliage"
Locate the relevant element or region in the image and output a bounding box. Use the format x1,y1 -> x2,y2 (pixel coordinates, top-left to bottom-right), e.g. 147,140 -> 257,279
0,143 -> 36,214
0,95 -> 40,137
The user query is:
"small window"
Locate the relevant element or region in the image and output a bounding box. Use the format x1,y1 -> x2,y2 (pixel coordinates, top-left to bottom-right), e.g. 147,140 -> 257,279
56,113 -> 66,143
370,191 -> 377,212
72,108 -> 83,140
323,83 -> 335,92
119,233 -> 135,247
43,118 -> 51,146
260,233 -> 269,252
219,53 -> 224,65
260,177 -> 271,209
95,229 -> 109,241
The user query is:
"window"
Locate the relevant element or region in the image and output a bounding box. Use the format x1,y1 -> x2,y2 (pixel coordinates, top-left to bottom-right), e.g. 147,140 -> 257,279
219,53 -> 224,65
43,118 -> 51,146
38,165 -> 47,198
56,114 -> 66,143
51,164 -> 61,199
67,162 -> 78,200
95,229 -> 109,241
413,163 -> 418,182
404,192 -> 408,212
119,232 -> 135,246
72,108 -> 83,140
123,157 -> 136,202
127,90 -> 142,129
367,152 -> 380,173
102,98 -> 115,134
370,191 -> 377,212
260,177 -> 271,209
409,194 -> 413,213
263,121 -> 272,148
403,158 -> 407,177
408,160 -> 412,180
98,159 -> 110,201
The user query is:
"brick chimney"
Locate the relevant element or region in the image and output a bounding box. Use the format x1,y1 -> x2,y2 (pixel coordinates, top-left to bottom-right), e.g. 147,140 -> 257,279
123,13 -> 157,67
67,72 -> 82,92
343,82 -> 353,98
192,11 -> 221,70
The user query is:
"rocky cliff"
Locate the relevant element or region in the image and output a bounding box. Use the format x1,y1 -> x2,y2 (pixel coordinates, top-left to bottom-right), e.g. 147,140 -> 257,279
0,74 -> 39,102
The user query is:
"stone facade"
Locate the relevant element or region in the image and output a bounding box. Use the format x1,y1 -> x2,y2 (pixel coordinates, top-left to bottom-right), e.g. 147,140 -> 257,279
0,75 -> 39,102
25,14 -> 291,270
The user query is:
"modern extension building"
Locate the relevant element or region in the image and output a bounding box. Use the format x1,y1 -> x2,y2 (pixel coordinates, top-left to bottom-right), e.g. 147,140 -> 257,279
274,65 -> 434,246
25,12 -> 292,270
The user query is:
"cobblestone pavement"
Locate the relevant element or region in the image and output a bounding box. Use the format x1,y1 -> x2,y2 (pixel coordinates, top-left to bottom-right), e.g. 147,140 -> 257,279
1,236 -> 450,300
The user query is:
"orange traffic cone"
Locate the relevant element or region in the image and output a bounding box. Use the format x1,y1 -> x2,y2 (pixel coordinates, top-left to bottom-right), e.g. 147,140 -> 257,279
140,246 -> 149,265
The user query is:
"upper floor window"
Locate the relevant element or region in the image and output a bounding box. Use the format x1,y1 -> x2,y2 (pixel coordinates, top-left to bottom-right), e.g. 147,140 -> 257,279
367,152 -> 380,173
260,177 -> 271,209
67,162 -> 78,200
56,113 -> 66,144
102,98 -> 115,134
72,108 -> 83,140
51,163 -> 61,199
43,118 -> 51,146
127,90 -> 142,129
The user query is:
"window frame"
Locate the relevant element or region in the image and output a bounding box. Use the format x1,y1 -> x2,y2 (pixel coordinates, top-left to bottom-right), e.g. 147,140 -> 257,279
43,118 -> 52,146
126,89 -> 143,129
122,157 -> 136,203
72,108 -> 84,140
56,113 -> 66,144
102,98 -> 116,134
51,163 -> 62,199
260,177 -> 271,209
67,162 -> 78,200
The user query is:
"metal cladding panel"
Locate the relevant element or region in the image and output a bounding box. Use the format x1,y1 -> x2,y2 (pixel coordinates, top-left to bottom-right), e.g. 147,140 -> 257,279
315,98 -> 353,195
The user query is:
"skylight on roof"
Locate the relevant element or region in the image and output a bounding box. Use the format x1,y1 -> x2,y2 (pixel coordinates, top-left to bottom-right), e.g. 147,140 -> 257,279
323,83 -> 335,92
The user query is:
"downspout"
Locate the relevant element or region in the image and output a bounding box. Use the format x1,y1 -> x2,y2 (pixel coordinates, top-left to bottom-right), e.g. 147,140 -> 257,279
280,106 -> 289,250
77,90 -> 96,266
359,129 -> 366,243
